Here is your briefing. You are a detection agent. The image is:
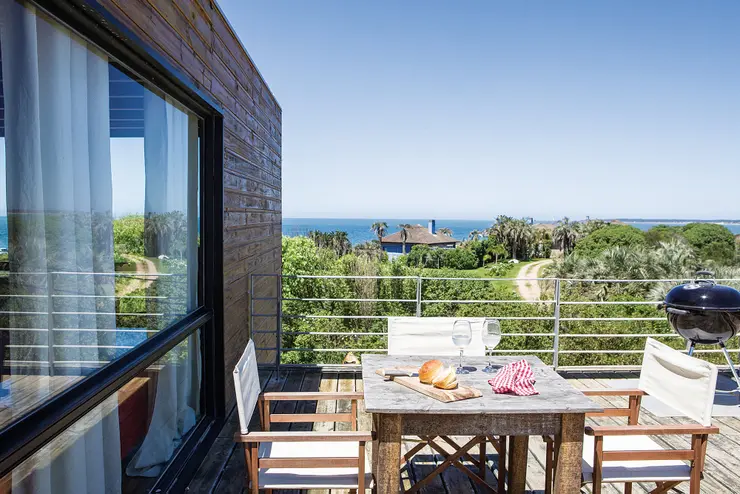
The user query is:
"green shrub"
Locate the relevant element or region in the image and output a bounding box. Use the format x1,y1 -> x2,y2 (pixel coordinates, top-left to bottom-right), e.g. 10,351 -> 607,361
645,225 -> 684,245
574,224 -> 645,257
113,215 -> 145,256
681,223 -> 735,264
441,248 -> 477,270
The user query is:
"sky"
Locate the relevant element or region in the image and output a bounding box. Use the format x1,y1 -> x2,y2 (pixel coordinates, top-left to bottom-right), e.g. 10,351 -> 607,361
220,1 -> 740,221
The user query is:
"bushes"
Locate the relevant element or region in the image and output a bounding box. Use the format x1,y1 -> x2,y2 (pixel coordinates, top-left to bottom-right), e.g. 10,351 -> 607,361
278,235 -> 740,367
681,223 -> 736,264
488,262 -> 511,276
441,248 -> 477,270
574,224 -> 645,257
404,245 -> 477,270
645,225 -> 683,245
113,215 -> 145,257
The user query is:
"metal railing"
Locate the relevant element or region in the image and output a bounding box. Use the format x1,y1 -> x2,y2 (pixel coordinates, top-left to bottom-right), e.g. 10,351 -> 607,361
250,274 -> 740,370
0,271 -> 188,374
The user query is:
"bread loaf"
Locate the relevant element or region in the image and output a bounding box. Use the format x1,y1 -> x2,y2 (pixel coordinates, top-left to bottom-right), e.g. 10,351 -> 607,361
431,366 -> 458,390
419,359 -> 444,384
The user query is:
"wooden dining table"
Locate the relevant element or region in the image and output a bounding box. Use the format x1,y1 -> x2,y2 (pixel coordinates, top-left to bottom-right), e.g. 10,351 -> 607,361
362,354 -> 602,494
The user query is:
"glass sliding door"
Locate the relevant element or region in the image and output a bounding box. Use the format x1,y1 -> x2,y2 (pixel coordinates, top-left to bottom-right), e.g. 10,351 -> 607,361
0,329 -> 203,493
0,0 -> 217,492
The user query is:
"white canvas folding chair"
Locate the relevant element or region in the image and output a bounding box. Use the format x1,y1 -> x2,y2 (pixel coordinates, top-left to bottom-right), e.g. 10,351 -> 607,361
387,317 -> 506,493
233,340 -> 373,493
544,337 -> 720,494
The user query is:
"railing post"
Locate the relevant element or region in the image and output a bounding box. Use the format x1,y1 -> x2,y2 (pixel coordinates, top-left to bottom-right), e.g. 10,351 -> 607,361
552,278 -> 561,370
415,276 -> 422,317
47,272 -> 55,377
276,274 -> 282,370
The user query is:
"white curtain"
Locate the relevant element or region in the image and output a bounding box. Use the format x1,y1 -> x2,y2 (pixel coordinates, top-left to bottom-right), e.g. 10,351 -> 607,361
125,92 -> 200,478
0,0 -> 121,492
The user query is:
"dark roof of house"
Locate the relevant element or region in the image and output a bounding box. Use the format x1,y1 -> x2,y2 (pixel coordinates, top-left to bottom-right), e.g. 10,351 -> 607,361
381,225 -> 458,245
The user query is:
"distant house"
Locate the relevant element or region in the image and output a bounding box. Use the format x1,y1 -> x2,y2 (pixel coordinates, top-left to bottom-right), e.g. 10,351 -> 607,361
381,220 -> 458,260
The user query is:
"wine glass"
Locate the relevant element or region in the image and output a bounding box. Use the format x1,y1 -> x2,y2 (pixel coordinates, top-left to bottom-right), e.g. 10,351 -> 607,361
452,320 -> 472,374
482,319 -> 502,373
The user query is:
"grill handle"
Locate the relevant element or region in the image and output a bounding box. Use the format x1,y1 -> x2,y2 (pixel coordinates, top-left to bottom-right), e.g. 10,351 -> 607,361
694,270 -> 716,285
666,307 -> 690,316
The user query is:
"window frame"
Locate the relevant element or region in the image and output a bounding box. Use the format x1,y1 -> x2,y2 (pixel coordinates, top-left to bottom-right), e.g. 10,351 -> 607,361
0,0 -> 225,487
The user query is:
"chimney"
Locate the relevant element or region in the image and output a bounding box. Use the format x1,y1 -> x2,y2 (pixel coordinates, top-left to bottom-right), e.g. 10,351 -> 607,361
428,220 -> 436,234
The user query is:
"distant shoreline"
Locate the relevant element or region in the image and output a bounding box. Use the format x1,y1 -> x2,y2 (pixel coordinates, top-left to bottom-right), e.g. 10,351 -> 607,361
617,219 -> 740,225
282,217 -> 740,246
284,216 -> 740,225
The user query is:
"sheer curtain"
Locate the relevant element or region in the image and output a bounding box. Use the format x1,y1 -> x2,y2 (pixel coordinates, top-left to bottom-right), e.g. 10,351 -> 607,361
125,92 -> 200,478
0,0 -> 120,492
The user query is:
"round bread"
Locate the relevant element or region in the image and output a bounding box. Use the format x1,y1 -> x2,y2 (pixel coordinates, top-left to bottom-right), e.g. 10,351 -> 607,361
432,366 -> 458,390
419,359 -> 444,384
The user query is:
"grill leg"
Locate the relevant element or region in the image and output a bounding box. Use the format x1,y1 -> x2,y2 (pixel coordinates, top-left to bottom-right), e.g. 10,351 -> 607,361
688,341 -> 696,356
718,342 -> 740,393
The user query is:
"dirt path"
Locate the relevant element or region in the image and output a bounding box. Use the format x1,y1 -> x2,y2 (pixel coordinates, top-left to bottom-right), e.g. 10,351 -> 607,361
117,255 -> 158,297
515,259 -> 554,300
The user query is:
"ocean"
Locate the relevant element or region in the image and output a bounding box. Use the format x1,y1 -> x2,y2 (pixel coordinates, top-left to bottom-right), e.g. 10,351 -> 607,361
282,217 -> 740,246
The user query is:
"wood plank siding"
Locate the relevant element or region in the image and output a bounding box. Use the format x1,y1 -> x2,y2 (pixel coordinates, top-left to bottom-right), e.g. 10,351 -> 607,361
95,0 -> 282,407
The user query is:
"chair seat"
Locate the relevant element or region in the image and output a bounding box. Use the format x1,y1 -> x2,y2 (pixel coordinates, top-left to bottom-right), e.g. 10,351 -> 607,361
257,441 -> 373,489
582,434 -> 692,483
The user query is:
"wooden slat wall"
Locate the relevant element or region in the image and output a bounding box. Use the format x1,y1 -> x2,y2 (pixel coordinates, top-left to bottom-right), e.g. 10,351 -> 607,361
95,0 -> 282,408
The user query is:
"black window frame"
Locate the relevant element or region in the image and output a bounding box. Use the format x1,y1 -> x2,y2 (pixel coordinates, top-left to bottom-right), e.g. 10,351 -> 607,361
0,0 -> 225,489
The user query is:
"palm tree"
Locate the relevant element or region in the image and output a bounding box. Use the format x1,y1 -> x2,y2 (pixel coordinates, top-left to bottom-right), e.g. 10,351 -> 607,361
531,227 -> 552,259
553,217 -> 579,254
484,243 -> 507,264
468,229 -> 481,241
354,240 -> 383,261
371,221 -> 388,243
488,215 -> 513,253
332,231 -> 352,256
509,218 -> 533,260
438,227 -> 453,237
398,224 -> 412,254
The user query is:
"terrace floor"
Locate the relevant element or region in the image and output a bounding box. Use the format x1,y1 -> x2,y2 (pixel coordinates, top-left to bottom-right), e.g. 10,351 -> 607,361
186,367 -> 740,494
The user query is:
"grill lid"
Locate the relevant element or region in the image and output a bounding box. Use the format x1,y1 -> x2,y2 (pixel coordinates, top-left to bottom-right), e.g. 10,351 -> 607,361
664,276 -> 740,312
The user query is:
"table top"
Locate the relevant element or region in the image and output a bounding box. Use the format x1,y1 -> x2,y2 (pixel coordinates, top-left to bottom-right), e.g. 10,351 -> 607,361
361,354 -> 603,415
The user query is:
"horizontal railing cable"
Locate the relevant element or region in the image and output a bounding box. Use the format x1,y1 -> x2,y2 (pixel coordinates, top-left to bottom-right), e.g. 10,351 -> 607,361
253,273 -> 740,369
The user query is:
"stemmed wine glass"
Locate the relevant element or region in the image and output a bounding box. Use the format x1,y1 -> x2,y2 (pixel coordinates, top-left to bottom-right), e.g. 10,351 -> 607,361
452,320 -> 472,374
482,319 -> 502,373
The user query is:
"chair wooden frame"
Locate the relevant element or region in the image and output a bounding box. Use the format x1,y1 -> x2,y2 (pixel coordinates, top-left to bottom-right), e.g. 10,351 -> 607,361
543,389 -> 719,494
234,391 -> 372,494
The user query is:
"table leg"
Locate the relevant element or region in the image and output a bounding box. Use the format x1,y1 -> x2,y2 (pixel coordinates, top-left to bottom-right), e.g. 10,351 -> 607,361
373,413 -> 402,493
508,435 -> 529,494
554,413 -> 585,494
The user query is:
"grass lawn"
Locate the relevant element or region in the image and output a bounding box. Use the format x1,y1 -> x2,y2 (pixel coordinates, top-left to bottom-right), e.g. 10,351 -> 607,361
419,259 -> 546,295
466,259 -> 540,278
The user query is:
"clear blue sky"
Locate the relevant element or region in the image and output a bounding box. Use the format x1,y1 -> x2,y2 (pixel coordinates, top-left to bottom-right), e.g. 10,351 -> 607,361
219,1 -> 740,221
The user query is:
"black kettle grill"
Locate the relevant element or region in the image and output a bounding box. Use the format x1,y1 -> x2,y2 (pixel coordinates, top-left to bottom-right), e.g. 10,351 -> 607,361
659,271 -> 740,388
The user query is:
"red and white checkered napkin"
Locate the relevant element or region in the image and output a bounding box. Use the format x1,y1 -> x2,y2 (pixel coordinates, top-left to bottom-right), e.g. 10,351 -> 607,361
488,359 -> 539,396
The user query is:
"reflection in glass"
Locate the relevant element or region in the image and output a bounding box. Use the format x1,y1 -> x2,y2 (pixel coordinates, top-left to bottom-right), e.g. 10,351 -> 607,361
1,331 -> 201,493
0,0 -> 200,468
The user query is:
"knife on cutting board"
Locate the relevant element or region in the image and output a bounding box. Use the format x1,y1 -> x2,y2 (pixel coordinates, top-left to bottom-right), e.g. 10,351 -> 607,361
376,367 -> 419,380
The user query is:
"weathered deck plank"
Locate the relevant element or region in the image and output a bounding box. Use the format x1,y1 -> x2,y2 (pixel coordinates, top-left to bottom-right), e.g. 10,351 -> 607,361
189,368 -> 740,494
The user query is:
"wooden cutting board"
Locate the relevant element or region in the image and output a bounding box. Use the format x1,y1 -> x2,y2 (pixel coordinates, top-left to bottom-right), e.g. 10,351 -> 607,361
376,367 -> 483,403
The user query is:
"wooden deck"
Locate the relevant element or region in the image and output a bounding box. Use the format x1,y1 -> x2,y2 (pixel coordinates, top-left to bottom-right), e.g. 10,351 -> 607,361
187,367 -> 740,494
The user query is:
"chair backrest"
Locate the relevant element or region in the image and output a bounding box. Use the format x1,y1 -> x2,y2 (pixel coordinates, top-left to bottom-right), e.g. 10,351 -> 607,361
387,317 -> 486,356
233,339 -> 261,434
638,337 -> 717,426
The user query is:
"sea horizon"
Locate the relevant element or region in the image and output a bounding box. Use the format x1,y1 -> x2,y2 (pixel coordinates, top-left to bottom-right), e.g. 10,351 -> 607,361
282,217 -> 740,246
